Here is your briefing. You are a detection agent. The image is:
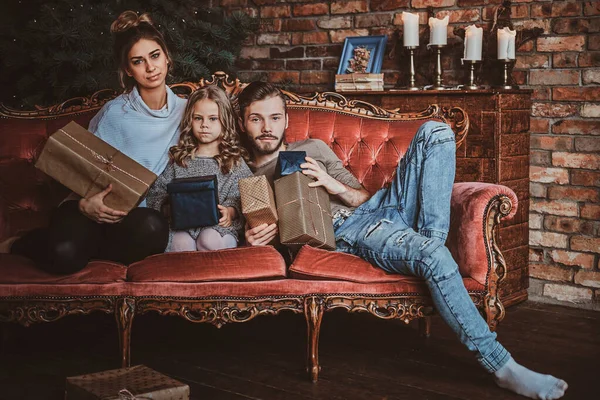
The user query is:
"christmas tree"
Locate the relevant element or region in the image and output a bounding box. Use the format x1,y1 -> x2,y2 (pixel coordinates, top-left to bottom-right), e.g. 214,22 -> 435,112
0,0 -> 257,108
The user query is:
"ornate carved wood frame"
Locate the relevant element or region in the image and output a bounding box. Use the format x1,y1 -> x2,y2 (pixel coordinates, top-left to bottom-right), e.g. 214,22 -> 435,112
0,72 -> 512,383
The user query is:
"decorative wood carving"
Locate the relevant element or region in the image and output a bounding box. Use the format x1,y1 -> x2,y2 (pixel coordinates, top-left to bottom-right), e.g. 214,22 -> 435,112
116,297 -> 135,368
325,296 -> 436,324
0,297 -> 115,327
135,297 -> 304,329
304,296 -> 324,383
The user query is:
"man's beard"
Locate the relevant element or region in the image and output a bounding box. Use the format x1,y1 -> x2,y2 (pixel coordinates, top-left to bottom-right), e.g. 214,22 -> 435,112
250,133 -> 285,155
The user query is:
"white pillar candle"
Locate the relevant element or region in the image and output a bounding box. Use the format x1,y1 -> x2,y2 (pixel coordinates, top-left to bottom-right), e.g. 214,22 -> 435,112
428,15 -> 449,46
497,27 -> 517,60
402,12 -> 419,47
464,25 -> 483,61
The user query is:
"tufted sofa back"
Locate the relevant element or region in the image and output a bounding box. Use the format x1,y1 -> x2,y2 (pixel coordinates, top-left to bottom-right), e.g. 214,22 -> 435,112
0,85 -> 464,240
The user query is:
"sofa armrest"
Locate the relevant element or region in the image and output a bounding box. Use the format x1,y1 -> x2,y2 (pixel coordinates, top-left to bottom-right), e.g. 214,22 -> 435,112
446,182 -> 518,328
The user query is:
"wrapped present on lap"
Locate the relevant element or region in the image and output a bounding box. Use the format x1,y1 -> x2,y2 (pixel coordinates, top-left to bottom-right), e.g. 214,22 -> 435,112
167,175 -> 219,230
275,151 -> 307,178
35,121 -> 157,212
239,175 -> 278,228
65,364 -> 189,400
274,171 -> 335,250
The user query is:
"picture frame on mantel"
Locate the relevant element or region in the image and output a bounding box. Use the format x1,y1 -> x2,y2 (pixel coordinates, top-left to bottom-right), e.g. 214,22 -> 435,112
337,35 -> 387,75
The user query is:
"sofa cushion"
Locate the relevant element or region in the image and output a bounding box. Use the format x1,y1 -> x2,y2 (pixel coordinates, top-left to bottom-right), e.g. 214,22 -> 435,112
0,254 -> 127,284
126,246 -> 287,283
289,245 -> 406,283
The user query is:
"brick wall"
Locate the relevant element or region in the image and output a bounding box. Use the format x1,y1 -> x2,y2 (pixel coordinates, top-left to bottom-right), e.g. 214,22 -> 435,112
220,0 -> 600,310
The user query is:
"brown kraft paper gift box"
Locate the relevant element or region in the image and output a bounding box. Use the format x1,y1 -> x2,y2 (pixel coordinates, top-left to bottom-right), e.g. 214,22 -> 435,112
274,171 -> 335,250
238,175 -> 278,228
35,121 -> 157,212
65,365 -> 190,400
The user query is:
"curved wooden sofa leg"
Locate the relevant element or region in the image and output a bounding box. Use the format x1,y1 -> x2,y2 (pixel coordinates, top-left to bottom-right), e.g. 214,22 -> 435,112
418,316 -> 431,338
304,296 -> 324,383
116,297 -> 135,368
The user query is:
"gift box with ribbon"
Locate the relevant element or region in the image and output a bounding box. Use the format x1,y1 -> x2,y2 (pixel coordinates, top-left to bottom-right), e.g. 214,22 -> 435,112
274,171 -> 335,250
167,175 -> 220,230
35,121 -> 157,212
65,365 -> 189,400
238,175 -> 278,229
275,151 -> 307,178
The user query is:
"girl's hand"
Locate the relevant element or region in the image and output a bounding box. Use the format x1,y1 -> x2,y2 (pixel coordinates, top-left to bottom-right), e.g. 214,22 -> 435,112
78,184 -> 128,224
218,205 -> 236,228
301,156 -> 347,195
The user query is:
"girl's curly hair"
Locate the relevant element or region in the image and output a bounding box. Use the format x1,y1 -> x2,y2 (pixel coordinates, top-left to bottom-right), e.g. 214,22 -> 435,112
170,86 -> 248,174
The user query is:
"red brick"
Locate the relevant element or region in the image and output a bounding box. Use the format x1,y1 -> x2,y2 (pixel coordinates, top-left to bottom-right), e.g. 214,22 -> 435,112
552,53 -> 578,68
286,59 -> 321,70
282,19 -> 317,31
221,0 -> 248,5
530,230 -> 569,248
252,0 -> 277,5
583,70 -> 600,85
270,46 -> 304,59
257,33 -> 291,45
371,0 -> 410,11
590,34 -> 600,51
531,103 -> 578,118
584,1 -> 600,16
553,87 -> 600,102
548,187 -> 599,202
330,29 -> 370,43
553,18 -> 600,34
331,1 -> 368,14
437,9 -> 480,23
574,270 -> 600,289
529,70 -> 580,86
530,135 -> 573,151
537,36 -> 586,52
293,3 -> 328,16
239,47 -> 270,59
530,263 -> 573,282
515,54 -> 549,69
323,57 -> 340,70
260,19 -> 283,33
355,13 -> 393,28
545,216 -> 599,236
530,213 -> 543,229
531,2 -> 582,18
517,41 -> 534,52
529,247 -> 544,262
300,70 -> 333,84
552,152 -> 600,169
532,88 -> 550,101
305,45 -> 343,58
530,166 -> 570,184
513,18 -> 552,33
581,204 -> 600,220
531,199 -> 578,217
552,120 -> 600,135
531,150 -> 552,166
572,170 -> 600,187
511,4 -> 529,19
530,182 -> 547,198
579,52 -> 600,67
260,5 -> 291,18
581,103 -> 600,118
291,31 -> 329,45
575,137 -> 600,152
544,284 -> 593,302
412,0 -> 455,8
267,71 -> 300,84
571,236 -> 600,253
550,250 -> 596,269
317,16 -> 352,30
237,58 -> 285,70
530,118 -> 550,134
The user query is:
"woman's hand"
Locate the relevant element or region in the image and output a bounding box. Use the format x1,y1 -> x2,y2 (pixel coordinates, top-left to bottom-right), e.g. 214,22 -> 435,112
301,156 -> 347,195
78,184 -> 127,224
245,223 -> 278,246
218,205 -> 236,228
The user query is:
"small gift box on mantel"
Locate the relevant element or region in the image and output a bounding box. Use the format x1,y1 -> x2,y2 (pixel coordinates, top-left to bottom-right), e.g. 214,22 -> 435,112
65,365 -> 189,400
35,121 -> 157,212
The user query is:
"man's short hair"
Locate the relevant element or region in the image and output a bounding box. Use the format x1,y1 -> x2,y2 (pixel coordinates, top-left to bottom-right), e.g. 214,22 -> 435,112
238,81 -> 288,119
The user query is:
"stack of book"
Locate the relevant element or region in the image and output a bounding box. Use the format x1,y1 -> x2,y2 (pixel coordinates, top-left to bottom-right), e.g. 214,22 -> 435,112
335,73 -> 384,92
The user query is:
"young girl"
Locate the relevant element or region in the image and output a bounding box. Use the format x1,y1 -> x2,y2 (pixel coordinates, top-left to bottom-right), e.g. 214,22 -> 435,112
146,86 -> 252,252
6,11 -> 185,273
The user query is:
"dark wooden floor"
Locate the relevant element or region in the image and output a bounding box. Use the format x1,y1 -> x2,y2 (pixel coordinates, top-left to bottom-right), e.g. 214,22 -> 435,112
0,301 -> 597,399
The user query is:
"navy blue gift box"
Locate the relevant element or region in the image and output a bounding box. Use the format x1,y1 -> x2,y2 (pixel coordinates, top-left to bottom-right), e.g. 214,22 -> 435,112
167,175 -> 219,230
276,151 -> 307,178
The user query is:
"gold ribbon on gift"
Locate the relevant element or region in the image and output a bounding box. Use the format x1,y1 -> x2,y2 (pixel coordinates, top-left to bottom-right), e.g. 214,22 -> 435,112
118,389 -> 152,400
277,187 -> 332,249
59,129 -> 150,188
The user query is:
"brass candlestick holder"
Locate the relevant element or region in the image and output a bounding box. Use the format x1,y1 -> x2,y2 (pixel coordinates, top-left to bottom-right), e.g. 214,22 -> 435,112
427,44 -> 447,90
402,46 -> 420,90
495,59 -> 519,89
463,60 -> 482,90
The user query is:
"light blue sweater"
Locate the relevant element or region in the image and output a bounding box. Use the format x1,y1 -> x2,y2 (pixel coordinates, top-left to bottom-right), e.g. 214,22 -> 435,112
88,86 -> 186,206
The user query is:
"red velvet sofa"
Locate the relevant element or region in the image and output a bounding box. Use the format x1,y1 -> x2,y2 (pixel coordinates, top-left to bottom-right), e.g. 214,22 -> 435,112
0,73 -> 517,381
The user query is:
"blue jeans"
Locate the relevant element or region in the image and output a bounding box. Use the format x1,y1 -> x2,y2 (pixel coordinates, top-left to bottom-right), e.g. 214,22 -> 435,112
334,121 -> 511,373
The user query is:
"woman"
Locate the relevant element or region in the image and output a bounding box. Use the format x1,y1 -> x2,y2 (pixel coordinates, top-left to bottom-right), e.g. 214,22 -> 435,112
6,11 -> 186,273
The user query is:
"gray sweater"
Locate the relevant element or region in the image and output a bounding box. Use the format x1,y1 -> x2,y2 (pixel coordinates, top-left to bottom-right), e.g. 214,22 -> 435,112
146,157 -> 253,250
